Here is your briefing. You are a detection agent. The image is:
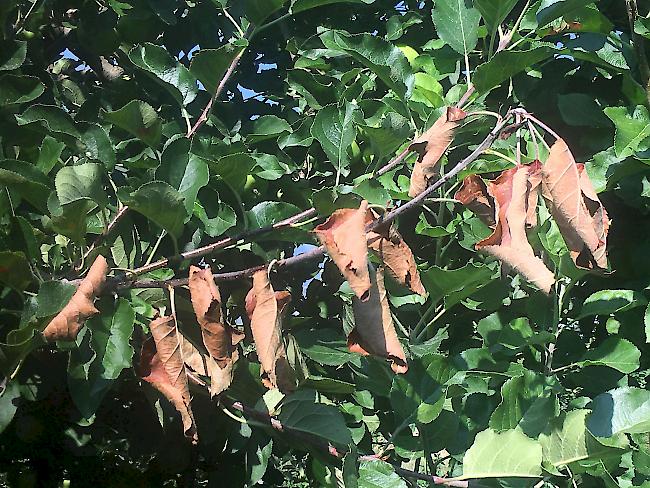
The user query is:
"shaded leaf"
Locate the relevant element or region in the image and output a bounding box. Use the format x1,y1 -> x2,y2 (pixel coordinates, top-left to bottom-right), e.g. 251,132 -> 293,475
536,0 -> 594,27
55,162 -> 108,207
0,74 -> 44,106
103,100 -> 162,147
358,460 -> 407,488
603,105 -> 650,158
475,0 -> 519,32
588,387 -> 650,437
190,44 -> 245,94
0,251 -> 32,291
580,338 -> 640,374
243,0 -> 287,24
0,160 -> 51,212
0,381 -> 20,434
291,0 -> 375,14
123,181 -> 187,239
0,40 -> 26,71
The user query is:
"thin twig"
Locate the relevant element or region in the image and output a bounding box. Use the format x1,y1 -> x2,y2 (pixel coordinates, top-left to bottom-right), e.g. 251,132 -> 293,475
81,205 -> 130,264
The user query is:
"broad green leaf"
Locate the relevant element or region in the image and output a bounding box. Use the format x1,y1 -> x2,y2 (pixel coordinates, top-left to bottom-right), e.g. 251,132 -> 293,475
209,153 -> 256,190
536,0 -> 594,27
189,43 -> 245,94
48,197 -> 94,242
0,75 -> 44,105
0,159 -> 52,212
291,0 -> 375,14
37,136 -> 66,174
103,100 -> 162,147
123,181 -> 187,239
16,104 -> 80,138
320,30 -> 414,101
461,428 -> 543,479
293,328 -> 357,366
0,251 -> 32,291
585,147 -> 624,194
88,298 -> 135,380
0,40 -> 26,70
579,289 -> 647,317
246,432 -> 273,485
385,12 -> 423,41
588,388 -> 650,437
358,460 -> 407,488
0,381 -> 19,433
474,48 -> 552,93
247,115 -> 292,143
278,389 -> 352,446
251,153 -> 295,180
603,105 -> 650,158
475,0 -> 518,32
243,0 -> 287,24
128,43 -> 198,105
580,338 -> 641,374
246,201 -> 307,241
431,0 -> 481,56
558,93 -> 610,128
540,410 -> 626,468
158,137 -> 209,214
36,281 -> 76,318
55,163 -> 108,207
421,262 -> 497,310
311,102 -> 360,179
194,188 -> 237,237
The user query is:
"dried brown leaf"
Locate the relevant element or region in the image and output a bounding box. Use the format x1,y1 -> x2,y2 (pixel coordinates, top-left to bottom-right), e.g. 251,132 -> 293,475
454,174 -> 496,227
245,271 -> 296,392
542,139 -> 609,270
314,200 -> 371,301
43,255 -> 108,342
526,160 -> 543,228
408,107 -> 466,197
148,315 -> 197,443
477,166 -> 555,294
349,267 -> 408,374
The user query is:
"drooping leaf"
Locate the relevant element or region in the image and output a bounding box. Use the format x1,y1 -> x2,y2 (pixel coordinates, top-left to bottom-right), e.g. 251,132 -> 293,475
311,102 -> 360,179
461,428 -> 543,479
542,138 -> 609,270
128,43 -> 198,105
188,266 -> 243,396
349,267 -> 408,374
314,200 -> 371,300
455,174 -> 496,226
431,0 -> 481,56
245,271 -> 296,391
103,100 -> 162,147
190,44 -> 245,94
588,387 -> 650,437
89,297 -> 135,380
123,181 -> 187,239
42,255 -> 108,342
536,0 -> 595,27
477,165 -> 555,293
408,107 -> 466,197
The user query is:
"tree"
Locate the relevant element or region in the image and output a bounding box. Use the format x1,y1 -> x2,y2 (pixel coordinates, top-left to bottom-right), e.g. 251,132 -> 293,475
0,0 -> 649,486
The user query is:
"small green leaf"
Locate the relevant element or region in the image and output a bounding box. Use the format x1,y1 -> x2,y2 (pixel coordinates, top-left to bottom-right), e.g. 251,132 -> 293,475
588,387 -> 650,437
0,74 -> 44,105
0,251 -> 32,291
358,460 -> 407,488
251,153 -> 295,180
579,289 -> 647,317
247,115 -> 292,144
474,0 -> 518,32
55,163 -> 108,207
89,297 -> 135,380
36,281 -> 76,318
293,328 -> 357,366
128,43 -> 198,105
103,100 -> 162,147
421,262 -> 497,310
0,381 -> 20,434
190,44 -> 246,94
461,428 -> 543,479
194,188 -> 236,237
603,105 -> 650,158
474,48 -> 552,93
311,103 -> 360,179
431,0 -> 481,56
580,338 -> 641,374
123,181 -> 187,239
0,40 -> 26,71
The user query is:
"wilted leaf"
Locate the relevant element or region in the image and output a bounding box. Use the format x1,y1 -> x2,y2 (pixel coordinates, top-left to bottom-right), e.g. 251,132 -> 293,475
408,107 -> 466,197
245,271 -> 296,391
314,200 -> 371,301
477,166 -> 555,293
146,316 -> 197,443
42,255 -> 108,342
188,266 -> 243,396
455,174 -> 496,226
349,267 -> 408,374
542,138 -> 609,270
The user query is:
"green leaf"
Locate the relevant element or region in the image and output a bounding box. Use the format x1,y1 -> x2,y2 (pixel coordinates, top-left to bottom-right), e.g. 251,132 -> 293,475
540,410 -> 626,468
128,43 -> 198,105
36,281 -> 76,318
461,428 -> 543,479
247,115 -> 292,144
319,30 -> 414,101
579,289 -> 647,317
246,432 -> 273,485
88,298 -> 135,380
0,251 -> 32,291
0,74 -> 44,105
0,160 -> 52,212
603,105 -> 650,159
194,188 -> 237,237
246,201 -> 307,241
580,338 -> 641,374
209,153 -> 256,190
293,328 -> 357,366
474,48 -> 553,93
645,303 -> 650,344
251,153 -> 295,180
311,103 -> 360,179
244,0 -> 287,24
55,163 -> 108,207
0,40 -> 26,71
357,460 -> 407,488
536,0 -> 594,27
103,100 -> 162,147
475,0 -> 518,32
0,381 -> 19,433
278,389 -> 352,446
431,0 -> 481,56
16,104 -> 80,138
421,262 -> 497,310
291,0 -> 375,14
588,387 -> 650,437
189,44 -> 246,94
123,181 -> 187,239
158,137 -> 210,214
558,93 -> 611,128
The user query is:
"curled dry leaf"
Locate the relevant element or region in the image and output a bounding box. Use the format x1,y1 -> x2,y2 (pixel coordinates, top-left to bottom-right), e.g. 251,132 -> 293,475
188,266 -> 243,396
477,165 -> 555,294
147,315 -> 198,443
245,270 -> 296,392
454,174 -> 496,227
408,106 -> 466,198
314,200 -> 371,301
366,211 -> 426,296
542,139 -> 609,270
349,266 -> 408,374
43,255 -> 108,342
